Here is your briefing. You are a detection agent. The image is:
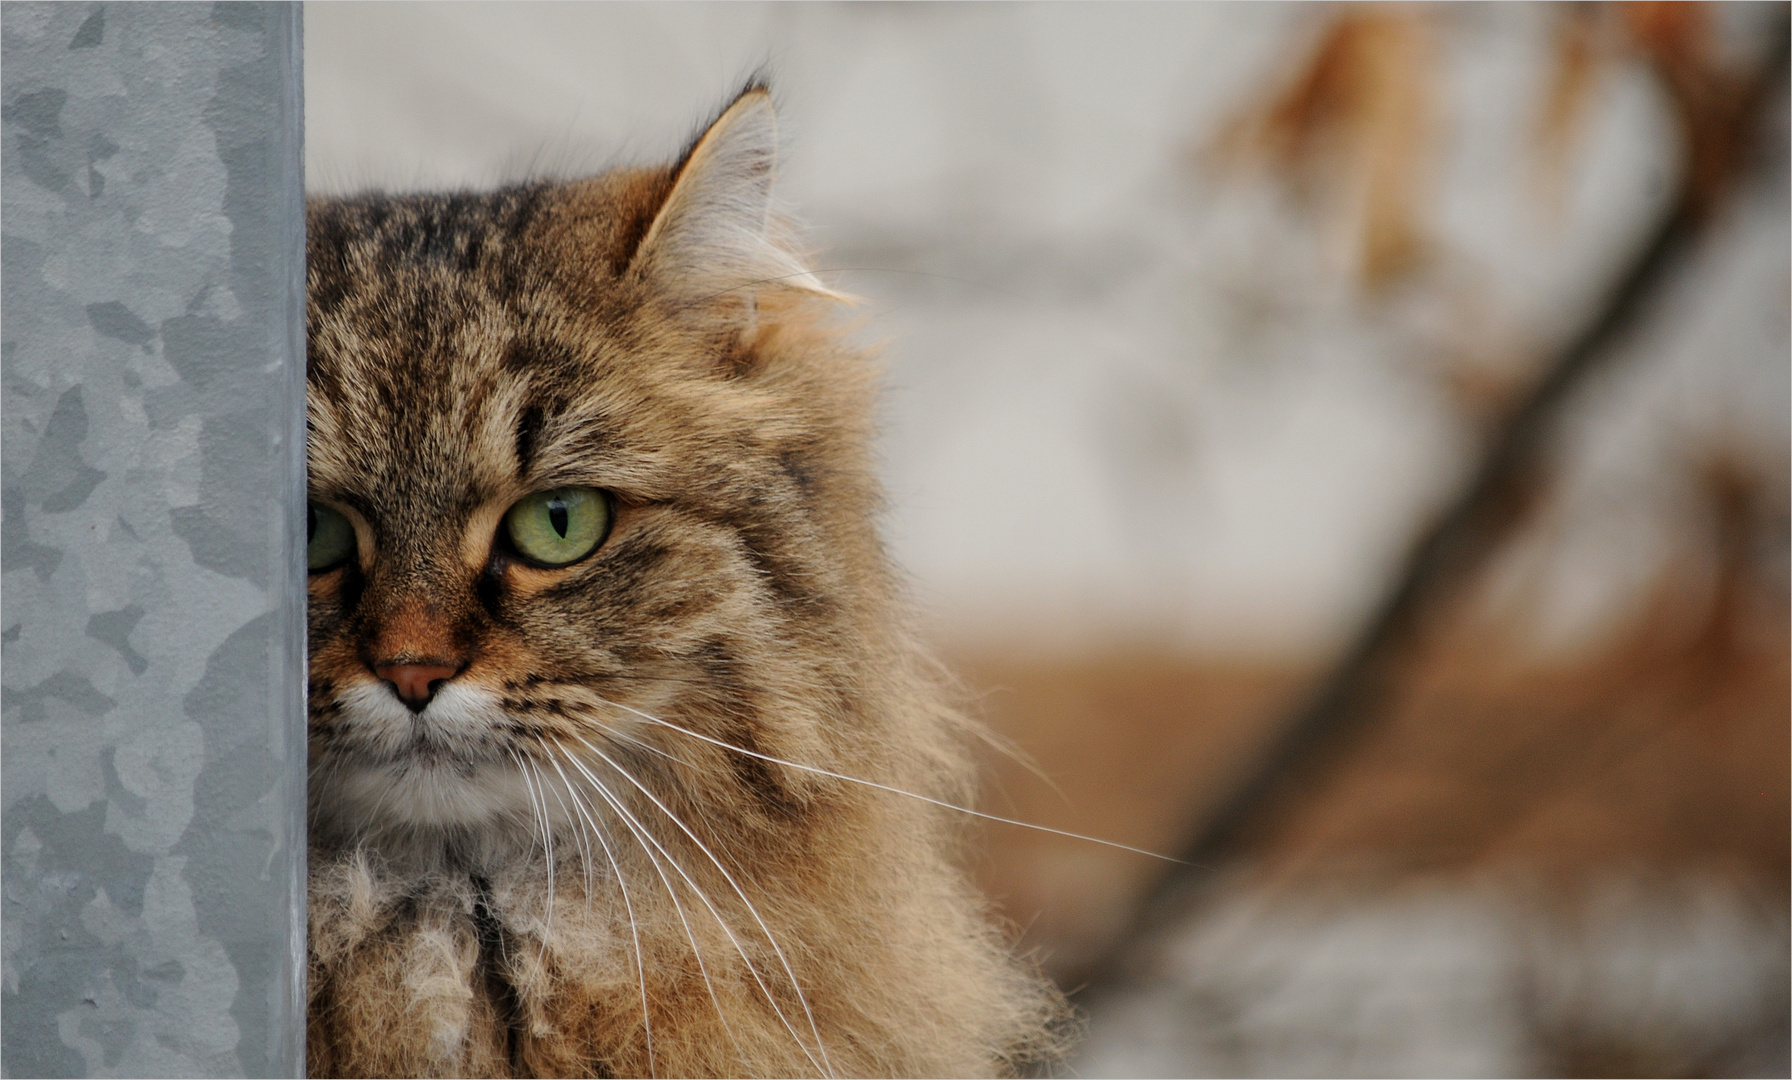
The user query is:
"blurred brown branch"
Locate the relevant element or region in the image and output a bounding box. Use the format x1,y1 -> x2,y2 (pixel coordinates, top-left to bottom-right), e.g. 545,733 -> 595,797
1077,10 -> 1789,1001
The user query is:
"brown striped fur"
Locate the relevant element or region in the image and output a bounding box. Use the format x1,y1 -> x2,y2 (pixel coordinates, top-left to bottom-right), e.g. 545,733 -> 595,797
303,86 -> 1066,1077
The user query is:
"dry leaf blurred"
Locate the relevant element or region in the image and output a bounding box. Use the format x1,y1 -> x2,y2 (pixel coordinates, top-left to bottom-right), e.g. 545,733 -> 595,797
1209,9 -> 1438,290
1534,6 -> 1608,220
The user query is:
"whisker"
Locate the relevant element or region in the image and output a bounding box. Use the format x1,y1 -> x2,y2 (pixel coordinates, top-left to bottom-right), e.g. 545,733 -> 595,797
506,748 -> 545,859
598,697 -> 1188,866
551,742 -> 754,1071
510,749 -> 557,940
542,754 -> 596,893
533,753 -> 596,905
551,737 -> 824,1074
526,755 -> 588,988
568,734 -> 835,1078
503,749 -> 562,998
536,741 -> 656,1078
542,668 -> 865,699
594,718 -> 705,771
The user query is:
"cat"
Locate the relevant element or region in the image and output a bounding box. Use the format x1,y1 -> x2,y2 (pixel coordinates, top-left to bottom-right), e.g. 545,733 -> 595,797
301,83 -> 1068,1077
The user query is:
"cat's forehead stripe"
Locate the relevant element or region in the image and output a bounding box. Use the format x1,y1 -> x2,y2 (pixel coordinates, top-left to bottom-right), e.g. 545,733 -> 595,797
513,404 -> 544,480
306,179 -> 856,514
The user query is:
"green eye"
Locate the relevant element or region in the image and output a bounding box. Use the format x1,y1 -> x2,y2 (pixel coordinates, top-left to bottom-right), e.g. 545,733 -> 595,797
308,502 -> 355,572
504,487 -> 610,567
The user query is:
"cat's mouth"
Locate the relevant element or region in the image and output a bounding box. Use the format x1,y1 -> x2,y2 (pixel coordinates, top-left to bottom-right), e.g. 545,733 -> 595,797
313,679 -> 567,836
324,679 -> 526,767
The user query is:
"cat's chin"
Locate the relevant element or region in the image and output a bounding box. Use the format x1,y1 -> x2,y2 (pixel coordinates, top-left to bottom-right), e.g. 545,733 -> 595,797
314,758 -> 540,835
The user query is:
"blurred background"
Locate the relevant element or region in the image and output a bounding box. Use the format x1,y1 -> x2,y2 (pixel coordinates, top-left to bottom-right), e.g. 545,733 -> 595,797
305,4 -> 1789,1075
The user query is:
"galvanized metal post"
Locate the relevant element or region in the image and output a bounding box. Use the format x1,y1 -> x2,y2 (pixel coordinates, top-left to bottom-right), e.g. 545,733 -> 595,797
2,3 -> 307,1076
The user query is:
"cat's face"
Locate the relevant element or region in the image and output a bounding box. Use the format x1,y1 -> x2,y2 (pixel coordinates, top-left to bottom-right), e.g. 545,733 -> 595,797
303,91 -> 878,855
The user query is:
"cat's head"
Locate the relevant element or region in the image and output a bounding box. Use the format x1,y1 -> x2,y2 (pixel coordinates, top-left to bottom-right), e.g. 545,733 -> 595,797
304,87 -> 883,858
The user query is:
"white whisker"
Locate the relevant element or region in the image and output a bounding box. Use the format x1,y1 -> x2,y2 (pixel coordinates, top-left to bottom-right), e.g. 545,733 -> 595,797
536,739 -> 656,1077
510,749 -> 557,940
501,748 -> 564,1000
506,748 -> 544,860
599,697 -> 1185,865
552,742 -> 754,1071
535,751 -> 598,896
568,734 -> 836,1078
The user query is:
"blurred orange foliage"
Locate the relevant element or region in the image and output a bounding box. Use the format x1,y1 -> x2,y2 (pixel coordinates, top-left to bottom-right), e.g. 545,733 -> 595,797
1210,9 -> 1437,290
1215,2 -> 1768,289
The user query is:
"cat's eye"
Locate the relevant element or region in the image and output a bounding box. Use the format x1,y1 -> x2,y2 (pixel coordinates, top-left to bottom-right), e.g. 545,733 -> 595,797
503,487 -> 611,568
308,502 -> 355,572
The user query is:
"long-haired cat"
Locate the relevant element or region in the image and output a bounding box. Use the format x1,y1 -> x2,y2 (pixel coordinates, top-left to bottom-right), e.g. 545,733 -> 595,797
303,84 -> 1067,1077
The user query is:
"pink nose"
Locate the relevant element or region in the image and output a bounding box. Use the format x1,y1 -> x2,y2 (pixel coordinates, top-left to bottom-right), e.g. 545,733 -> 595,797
375,663 -> 461,711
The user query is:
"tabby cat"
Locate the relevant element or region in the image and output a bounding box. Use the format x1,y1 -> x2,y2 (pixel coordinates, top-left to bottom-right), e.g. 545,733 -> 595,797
302,85 -> 1066,1077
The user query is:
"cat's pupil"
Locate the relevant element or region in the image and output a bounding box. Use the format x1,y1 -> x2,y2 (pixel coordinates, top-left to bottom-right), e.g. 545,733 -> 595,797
308,503 -> 316,544
548,499 -> 569,538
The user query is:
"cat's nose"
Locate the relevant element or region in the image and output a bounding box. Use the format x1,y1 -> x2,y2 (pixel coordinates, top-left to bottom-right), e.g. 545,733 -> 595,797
374,663 -> 462,712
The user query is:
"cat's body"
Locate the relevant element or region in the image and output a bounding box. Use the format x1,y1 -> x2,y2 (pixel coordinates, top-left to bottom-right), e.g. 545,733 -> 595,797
303,87 -> 1064,1077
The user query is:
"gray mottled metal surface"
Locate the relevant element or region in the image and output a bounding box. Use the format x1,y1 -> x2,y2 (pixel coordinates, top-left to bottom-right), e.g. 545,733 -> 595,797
1,3 -> 306,1076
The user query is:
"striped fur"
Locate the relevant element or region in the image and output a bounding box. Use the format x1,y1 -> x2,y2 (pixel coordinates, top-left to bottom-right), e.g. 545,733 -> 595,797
303,87 -> 1066,1077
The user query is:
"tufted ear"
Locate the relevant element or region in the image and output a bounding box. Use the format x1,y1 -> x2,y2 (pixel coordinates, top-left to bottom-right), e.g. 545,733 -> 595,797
630,85 -> 848,305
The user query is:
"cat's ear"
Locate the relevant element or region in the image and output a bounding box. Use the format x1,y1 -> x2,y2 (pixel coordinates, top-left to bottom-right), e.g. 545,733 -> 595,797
631,85 -> 849,305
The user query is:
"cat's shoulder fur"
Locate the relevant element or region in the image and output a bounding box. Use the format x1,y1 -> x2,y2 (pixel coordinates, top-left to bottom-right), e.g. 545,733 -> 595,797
302,85 -> 1066,1077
